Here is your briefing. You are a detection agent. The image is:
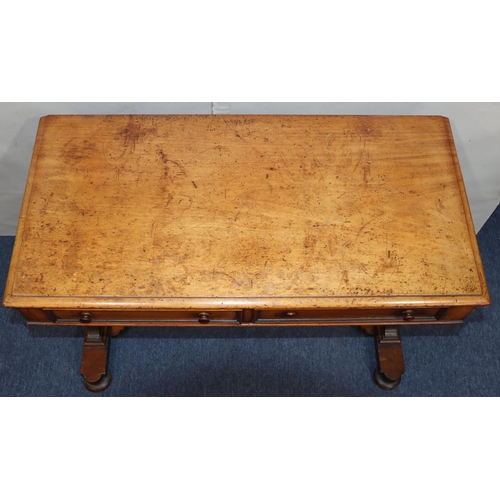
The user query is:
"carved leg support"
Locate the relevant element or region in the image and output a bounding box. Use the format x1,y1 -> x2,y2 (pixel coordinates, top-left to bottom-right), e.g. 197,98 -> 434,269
373,326 -> 405,390
360,326 -> 374,335
80,326 -> 111,392
110,326 -> 125,337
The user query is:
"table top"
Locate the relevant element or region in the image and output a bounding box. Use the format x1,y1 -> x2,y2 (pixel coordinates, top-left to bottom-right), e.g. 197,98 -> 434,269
3,114 -> 490,310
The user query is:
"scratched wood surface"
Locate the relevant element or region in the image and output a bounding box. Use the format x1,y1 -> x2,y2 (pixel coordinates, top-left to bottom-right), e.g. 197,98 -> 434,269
3,114 -> 490,309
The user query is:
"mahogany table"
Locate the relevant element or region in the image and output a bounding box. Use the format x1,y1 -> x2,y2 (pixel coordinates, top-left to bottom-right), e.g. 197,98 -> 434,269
2,114 -> 490,391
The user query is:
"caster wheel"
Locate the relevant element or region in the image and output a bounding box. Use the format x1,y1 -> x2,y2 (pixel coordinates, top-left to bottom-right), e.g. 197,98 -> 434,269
83,372 -> 112,392
373,369 -> 401,390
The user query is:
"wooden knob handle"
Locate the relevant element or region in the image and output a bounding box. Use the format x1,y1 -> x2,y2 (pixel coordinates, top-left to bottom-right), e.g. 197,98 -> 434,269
198,312 -> 211,324
402,310 -> 415,321
285,311 -> 297,317
79,312 -> 92,323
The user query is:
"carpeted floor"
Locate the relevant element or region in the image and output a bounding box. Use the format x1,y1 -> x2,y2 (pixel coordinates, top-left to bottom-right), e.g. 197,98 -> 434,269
1,204 -> 499,396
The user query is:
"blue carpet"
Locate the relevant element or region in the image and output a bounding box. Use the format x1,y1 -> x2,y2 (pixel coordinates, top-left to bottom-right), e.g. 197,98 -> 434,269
1,204 -> 499,396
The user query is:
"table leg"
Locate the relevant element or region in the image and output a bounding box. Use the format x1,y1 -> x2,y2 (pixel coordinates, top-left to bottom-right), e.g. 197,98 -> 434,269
373,325 -> 405,390
80,326 -> 111,392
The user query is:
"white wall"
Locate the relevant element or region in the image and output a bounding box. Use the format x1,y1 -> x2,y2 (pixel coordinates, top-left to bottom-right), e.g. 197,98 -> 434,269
1,102 -> 498,235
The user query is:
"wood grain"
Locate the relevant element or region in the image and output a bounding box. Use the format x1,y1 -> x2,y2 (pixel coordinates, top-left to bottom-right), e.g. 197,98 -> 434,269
3,114 -> 490,311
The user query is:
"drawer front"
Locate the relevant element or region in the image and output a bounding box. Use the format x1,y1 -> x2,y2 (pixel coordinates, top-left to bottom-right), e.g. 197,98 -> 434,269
48,309 -> 241,324
255,308 -> 443,323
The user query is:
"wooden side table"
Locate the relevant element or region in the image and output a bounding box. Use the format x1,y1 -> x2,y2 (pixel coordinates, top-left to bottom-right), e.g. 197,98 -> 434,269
2,114 -> 490,391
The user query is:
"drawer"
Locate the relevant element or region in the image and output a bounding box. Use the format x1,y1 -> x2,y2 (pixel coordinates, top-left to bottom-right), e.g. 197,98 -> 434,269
48,309 -> 241,324
254,308 -> 443,323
